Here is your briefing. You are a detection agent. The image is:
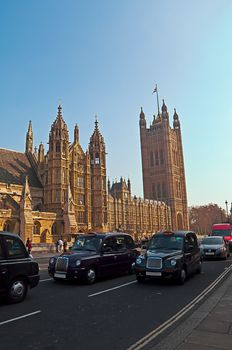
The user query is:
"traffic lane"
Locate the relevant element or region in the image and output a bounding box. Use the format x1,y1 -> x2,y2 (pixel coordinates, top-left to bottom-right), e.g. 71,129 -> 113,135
83,260 -> 232,350
0,259 -> 231,342
0,259 -> 231,350
0,273 -> 138,350
0,257 -> 231,322
0,271 -> 136,323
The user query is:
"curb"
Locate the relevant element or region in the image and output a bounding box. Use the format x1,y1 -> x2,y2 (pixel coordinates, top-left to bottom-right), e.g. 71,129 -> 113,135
150,270 -> 232,350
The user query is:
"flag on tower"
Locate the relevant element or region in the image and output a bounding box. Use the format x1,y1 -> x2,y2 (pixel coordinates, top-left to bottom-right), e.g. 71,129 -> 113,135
153,85 -> 157,94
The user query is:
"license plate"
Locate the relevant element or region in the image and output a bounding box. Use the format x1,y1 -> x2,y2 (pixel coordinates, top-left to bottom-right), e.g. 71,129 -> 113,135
146,271 -> 162,276
205,252 -> 214,255
54,273 -> 66,279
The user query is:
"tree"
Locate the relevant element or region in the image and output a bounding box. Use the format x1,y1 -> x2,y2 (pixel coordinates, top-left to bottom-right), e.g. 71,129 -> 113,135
189,203 -> 227,235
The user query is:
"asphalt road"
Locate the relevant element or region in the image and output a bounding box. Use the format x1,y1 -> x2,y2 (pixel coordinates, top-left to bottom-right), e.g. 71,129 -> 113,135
0,257 -> 232,350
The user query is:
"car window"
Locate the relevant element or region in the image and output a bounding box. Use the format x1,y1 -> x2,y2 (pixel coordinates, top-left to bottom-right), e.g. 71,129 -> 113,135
4,237 -> 27,259
149,235 -> 183,250
71,236 -> 101,251
115,236 -> 127,251
185,234 -> 196,252
0,240 -> 4,259
102,237 -> 117,252
202,237 -> 223,245
125,235 -> 135,249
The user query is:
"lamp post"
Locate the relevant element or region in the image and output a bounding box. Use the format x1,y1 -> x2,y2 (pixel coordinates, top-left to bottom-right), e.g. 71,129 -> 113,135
230,202 -> 232,224
225,200 -> 229,221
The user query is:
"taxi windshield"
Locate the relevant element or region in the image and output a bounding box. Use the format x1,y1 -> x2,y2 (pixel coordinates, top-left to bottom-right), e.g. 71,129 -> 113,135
212,230 -> 230,237
149,235 -> 183,250
71,236 -> 102,252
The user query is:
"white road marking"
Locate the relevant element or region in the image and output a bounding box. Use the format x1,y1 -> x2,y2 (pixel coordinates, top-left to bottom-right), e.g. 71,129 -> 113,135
0,311 -> 41,326
127,263 -> 232,350
88,281 -> 137,297
40,278 -> 53,282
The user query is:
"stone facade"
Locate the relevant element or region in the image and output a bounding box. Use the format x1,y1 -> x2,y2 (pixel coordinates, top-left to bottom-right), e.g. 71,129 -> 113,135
139,100 -> 189,230
0,104 -> 174,245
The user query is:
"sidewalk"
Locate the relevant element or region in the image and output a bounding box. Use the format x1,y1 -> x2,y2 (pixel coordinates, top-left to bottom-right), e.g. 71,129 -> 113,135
32,251 -> 57,259
153,270 -> 232,350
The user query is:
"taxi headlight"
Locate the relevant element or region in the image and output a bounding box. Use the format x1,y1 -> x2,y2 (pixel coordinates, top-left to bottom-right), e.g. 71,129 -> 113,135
49,257 -> 55,265
76,260 -> 81,267
170,259 -> 177,266
136,257 -> 143,265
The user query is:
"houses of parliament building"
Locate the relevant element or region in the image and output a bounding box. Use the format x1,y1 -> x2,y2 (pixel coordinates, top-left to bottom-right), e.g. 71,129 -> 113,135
0,101 -> 188,244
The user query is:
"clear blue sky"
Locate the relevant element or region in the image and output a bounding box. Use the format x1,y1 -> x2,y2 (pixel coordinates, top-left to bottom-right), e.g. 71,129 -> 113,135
0,0 -> 232,212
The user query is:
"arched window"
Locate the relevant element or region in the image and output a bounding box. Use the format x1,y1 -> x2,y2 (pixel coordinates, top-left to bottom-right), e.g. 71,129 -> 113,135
159,149 -> 164,164
95,153 -> 100,164
155,150 -> 159,165
34,221 -> 41,235
62,169 -> 65,183
56,142 -> 60,153
150,152 -> 154,167
62,141 -> 66,155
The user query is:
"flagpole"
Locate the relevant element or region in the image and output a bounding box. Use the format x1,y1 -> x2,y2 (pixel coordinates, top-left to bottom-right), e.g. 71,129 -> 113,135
153,84 -> 160,116
156,84 -> 160,115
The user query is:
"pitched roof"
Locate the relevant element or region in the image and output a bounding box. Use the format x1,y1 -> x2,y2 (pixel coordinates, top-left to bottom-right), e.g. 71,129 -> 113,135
0,149 -> 42,188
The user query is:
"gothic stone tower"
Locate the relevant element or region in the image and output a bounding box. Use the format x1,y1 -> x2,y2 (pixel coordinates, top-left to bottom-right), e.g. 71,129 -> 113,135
139,100 -> 188,230
89,120 -> 107,231
44,105 -> 70,215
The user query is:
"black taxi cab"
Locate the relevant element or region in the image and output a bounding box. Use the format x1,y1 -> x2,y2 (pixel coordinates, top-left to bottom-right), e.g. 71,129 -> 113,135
48,232 -> 138,284
135,230 -> 202,284
0,231 -> 40,303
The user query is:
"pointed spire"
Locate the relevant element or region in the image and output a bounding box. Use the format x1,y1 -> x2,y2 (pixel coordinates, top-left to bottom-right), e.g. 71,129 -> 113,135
57,104 -> 62,118
173,108 -> 180,128
38,142 -> 44,163
90,115 -> 104,144
173,108 -> 179,119
28,120 -> 33,134
139,107 -> 146,128
140,107 -> 145,118
161,99 -> 169,122
23,176 -> 31,200
162,99 -> 167,113
127,178 -> 131,195
25,120 -> 33,154
95,115 -> 99,130
74,124 -> 79,143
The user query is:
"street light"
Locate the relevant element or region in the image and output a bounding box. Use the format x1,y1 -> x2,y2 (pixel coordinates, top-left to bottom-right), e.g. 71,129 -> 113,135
225,200 -> 229,221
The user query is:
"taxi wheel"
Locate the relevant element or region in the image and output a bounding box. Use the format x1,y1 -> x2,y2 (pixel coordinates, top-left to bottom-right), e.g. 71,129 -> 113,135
85,267 -> 96,284
128,263 -> 135,275
176,268 -> 186,285
136,275 -> 146,283
7,278 -> 28,303
196,260 -> 202,274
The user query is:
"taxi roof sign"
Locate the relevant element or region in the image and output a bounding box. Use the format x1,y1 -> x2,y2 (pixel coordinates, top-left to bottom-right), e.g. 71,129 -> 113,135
163,231 -> 174,236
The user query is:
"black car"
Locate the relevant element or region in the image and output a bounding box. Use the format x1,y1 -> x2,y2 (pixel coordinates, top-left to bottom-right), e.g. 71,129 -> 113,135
0,231 -> 40,303
135,230 -> 202,284
48,232 -> 138,284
